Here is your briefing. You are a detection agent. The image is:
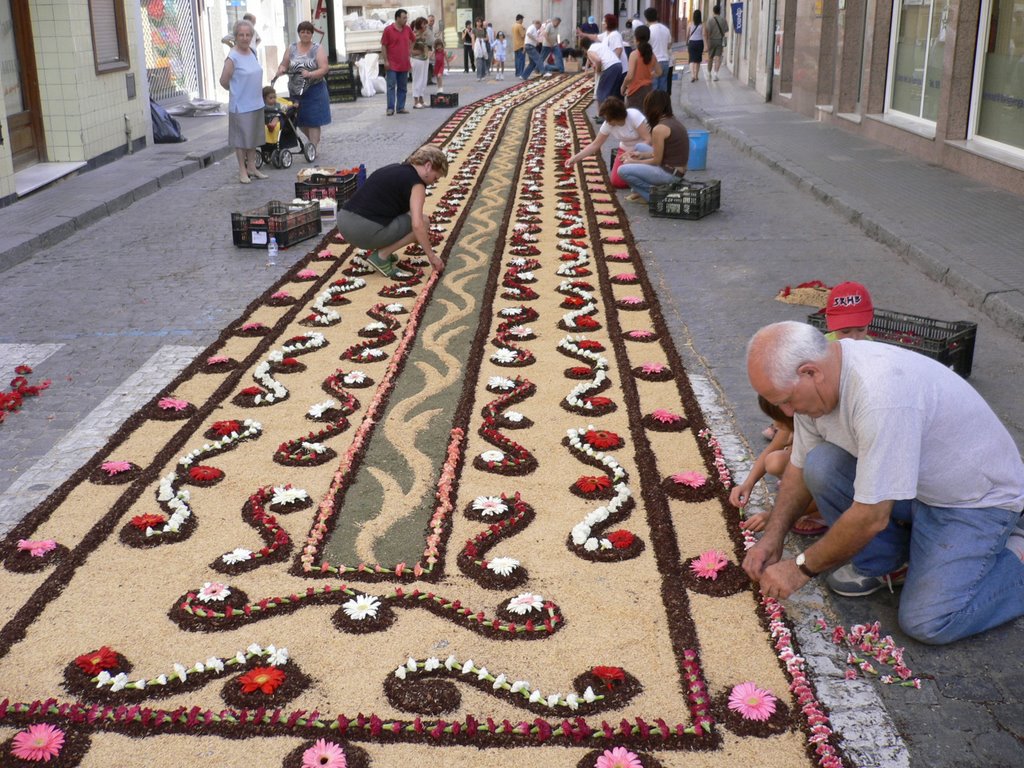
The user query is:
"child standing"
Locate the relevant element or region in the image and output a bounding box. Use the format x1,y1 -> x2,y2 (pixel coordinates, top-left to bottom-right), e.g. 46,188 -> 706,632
493,31 -> 507,80
731,396 -> 827,536
434,38 -> 455,91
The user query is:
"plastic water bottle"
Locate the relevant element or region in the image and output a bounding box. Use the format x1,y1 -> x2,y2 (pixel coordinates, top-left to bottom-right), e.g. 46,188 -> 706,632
267,237 -> 278,267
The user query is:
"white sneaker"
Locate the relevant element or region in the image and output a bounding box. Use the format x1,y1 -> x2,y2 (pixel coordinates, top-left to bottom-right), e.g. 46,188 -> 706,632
713,73 -> 719,81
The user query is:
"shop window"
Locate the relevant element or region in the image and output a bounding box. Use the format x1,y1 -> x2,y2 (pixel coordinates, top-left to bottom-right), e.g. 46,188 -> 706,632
888,0 -> 948,121
973,0 -> 1024,151
89,0 -> 130,72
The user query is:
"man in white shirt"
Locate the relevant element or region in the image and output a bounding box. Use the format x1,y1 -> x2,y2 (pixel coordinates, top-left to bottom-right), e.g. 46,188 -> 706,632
540,17 -> 564,73
644,7 -> 673,94
521,19 -> 544,79
742,321 -> 1024,645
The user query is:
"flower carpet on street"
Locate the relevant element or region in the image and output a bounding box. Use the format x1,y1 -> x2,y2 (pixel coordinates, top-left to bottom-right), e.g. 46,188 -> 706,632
0,76 -> 847,767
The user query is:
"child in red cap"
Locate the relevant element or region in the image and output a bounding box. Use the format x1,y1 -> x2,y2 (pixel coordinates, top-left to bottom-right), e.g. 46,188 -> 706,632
824,281 -> 874,340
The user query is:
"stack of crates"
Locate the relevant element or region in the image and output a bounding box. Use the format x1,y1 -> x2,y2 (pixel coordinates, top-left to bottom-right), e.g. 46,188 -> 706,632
326,63 -> 358,103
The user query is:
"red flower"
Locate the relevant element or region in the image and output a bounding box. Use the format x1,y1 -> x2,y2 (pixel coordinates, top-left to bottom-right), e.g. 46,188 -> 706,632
130,513 -> 167,530
575,475 -> 612,494
188,465 -> 224,483
583,429 -> 622,451
240,386 -> 263,396
562,297 -> 586,308
577,340 -> 604,351
211,420 -> 241,436
75,646 -> 121,675
592,666 -> 626,690
281,357 -> 300,366
606,530 -> 636,549
14,365 -> 32,375
584,396 -> 613,408
574,316 -> 600,329
238,666 -> 286,694
568,366 -> 592,376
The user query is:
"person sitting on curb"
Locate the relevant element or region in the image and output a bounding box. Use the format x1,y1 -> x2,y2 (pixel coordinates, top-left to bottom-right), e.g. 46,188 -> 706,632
742,321 -> 1024,645
336,145 -> 448,278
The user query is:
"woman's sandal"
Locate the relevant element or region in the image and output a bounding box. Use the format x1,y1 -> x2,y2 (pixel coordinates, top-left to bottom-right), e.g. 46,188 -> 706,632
791,514 -> 828,536
625,192 -> 643,202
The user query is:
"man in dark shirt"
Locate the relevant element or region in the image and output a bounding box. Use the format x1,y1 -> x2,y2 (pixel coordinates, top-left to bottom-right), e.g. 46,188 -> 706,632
337,145 -> 449,277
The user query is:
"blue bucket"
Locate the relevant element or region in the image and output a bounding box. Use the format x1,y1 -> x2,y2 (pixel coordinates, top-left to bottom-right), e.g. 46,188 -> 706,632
688,129 -> 709,171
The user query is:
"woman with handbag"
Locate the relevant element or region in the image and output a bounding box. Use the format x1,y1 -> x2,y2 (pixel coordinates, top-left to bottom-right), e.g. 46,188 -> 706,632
686,9 -> 705,83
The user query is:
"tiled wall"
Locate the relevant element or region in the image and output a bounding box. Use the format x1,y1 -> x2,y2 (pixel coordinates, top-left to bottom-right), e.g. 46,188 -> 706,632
31,0 -> 148,164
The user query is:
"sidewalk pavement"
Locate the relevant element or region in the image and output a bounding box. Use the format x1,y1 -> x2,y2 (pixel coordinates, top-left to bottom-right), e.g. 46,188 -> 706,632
676,69 -> 1024,341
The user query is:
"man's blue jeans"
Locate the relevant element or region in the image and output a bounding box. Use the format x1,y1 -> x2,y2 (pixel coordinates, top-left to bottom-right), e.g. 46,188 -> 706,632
521,45 -> 543,79
514,48 -> 525,77
804,442 -> 1024,644
616,163 -> 676,202
540,45 -> 564,72
386,69 -> 409,112
653,59 -> 671,92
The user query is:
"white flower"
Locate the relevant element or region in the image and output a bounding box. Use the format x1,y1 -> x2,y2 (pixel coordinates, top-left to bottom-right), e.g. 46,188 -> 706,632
173,663 -> 188,683
234,651 -> 247,665
155,674 -> 167,686
247,643 -> 262,655
222,548 -> 252,565
342,371 -> 367,384
308,399 -> 339,418
266,645 -> 289,666
462,659 -> 475,674
424,657 -> 441,671
193,662 -> 205,673
385,303 -> 406,313
583,686 -> 597,703
394,665 -> 407,680
565,693 -> 580,710
445,655 -> 458,670
359,348 -> 385,359
511,680 -> 529,694
503,410 -> 524,422
363,322 -> 387,332
96,671 -> 111,688
491,348 -> 519,364
196,581 -> 231,603
488,376 -> 515,390
487,557 -> 520,576
473,496 -> 508,516
134,678 -> 146,690
505,592 -> 545,615
509,326 -> 533,337
342,593 -> 380,620
492,673 -> 507,690
407,657 -> 418,671
546,693 -> 561,708
479,449 -> 506,463
529,689 -> 542,703
584,538 -> 600,551
500,307 -> 524,317
300,441 -> 328,454
476,666 -> 490,681
206,657 -> 225,673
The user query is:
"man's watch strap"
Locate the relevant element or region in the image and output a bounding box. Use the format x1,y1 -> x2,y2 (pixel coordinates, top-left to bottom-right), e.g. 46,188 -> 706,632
795,552 -> 819,578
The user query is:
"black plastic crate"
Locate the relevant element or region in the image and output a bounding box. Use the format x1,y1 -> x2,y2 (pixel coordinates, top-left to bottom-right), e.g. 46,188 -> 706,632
649,179 -> 721,219
807,307 -> 978,378
431,92 -> 458,108
231,200 -> 322,249
294,171 -> 360,204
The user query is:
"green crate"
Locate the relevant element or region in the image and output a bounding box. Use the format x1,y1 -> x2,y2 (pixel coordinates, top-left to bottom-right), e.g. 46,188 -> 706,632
648,179 -> 721,219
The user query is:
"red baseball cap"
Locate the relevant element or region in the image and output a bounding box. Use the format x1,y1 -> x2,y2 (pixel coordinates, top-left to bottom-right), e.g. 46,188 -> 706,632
825,281 -> 874,331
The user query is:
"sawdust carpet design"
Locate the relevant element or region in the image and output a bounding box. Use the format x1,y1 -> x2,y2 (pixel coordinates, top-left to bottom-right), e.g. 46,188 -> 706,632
0,76 -> 846,768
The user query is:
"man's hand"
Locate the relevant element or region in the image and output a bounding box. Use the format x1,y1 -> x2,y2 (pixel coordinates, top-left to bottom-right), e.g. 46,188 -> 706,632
756,559 -> 810,600
742,536 -> 782,582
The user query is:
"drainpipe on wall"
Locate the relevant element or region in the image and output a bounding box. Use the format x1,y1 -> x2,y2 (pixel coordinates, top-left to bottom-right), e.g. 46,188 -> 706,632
764,0 -> 775,102
124,114 -> 134,154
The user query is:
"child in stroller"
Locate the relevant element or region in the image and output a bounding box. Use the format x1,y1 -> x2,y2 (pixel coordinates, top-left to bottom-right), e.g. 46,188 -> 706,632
258,86 -> 317,169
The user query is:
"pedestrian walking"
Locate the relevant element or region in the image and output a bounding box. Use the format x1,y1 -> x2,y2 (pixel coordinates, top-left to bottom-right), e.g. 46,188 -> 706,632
687,10 -> 705,83
707,5 -> 730,81
272,20 -> 331,157
644,7 -> 674,94
521,19 -> 544,79
540,18 -> 564,73
381,10 -> 415,116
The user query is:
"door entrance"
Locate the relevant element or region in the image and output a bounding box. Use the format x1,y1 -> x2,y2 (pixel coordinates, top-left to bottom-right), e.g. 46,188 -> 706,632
2,0 -> 45,170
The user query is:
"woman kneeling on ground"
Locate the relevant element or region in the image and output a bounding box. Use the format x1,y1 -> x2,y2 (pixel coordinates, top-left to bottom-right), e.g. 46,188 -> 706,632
616,90 -> 689,203
336,145 -> 448,278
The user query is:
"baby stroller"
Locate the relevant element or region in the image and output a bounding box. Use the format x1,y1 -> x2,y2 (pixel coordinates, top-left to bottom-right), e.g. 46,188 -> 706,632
256,95 -> 317,170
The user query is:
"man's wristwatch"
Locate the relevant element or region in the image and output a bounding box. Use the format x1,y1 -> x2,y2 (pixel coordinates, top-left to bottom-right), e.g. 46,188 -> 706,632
795,552 -> 819,578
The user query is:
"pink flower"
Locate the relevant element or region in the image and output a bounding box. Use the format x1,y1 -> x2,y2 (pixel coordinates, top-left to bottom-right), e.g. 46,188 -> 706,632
11,723 -> 65,762
619,296 -> 644,305
614,273 -> 638,282
626,330 -> 655,339
100,460 -> 133,476
728,681 -> 778,721
640,362 -> 666,374
16,539 -> 57,557
206,355 -> 230,365
301,738 -> 347,768
240,321 -> 266,331
271,291 -> 292,299
297,269 -> 319,279
689,550 -> 729,580
650,409 -> 682,423
595,746 -> 643,768
157,397 -> 190,411
671,471 -> 707,488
